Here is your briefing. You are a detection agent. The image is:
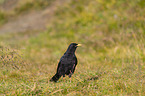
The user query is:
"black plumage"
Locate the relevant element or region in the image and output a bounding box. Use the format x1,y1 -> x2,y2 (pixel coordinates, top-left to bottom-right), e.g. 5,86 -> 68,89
50,43 -> 81,82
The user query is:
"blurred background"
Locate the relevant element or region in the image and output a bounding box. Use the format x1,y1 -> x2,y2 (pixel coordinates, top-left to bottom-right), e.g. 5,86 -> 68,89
0,0 -> 145,95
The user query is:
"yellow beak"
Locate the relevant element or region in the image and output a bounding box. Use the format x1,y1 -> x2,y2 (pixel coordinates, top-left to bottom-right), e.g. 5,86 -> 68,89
77,44 -> 82,47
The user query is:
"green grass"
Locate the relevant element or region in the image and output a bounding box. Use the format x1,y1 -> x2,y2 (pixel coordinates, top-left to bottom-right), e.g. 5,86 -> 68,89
0,0 -> 145,95
0,11 -> 7,25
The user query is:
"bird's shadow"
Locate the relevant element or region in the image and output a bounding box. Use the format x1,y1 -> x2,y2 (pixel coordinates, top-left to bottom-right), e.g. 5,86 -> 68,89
76,72 -> 108,87
87,76 -> 99,81
86,71 -> 108,81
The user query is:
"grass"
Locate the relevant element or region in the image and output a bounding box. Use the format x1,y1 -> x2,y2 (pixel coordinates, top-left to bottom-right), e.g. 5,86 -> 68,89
0,0 -> 145,95
0,11 -> 7,25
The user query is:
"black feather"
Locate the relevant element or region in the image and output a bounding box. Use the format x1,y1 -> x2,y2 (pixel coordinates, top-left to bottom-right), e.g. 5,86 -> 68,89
50,43 -> 80,82
49,73 -> 61,82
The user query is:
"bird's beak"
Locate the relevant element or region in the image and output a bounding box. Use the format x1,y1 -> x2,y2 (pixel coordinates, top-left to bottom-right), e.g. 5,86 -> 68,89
77,44 -> 82,47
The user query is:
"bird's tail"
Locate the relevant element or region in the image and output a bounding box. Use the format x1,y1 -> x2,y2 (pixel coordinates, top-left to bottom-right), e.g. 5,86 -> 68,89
50,73 -> 61,82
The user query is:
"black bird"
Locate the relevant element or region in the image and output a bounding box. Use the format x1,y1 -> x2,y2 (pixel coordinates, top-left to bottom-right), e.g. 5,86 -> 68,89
50,43 -> 81,82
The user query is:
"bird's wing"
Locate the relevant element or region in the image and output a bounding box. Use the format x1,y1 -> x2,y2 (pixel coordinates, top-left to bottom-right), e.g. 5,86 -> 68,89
56,56 -> 66,74
56,61 -> 61,72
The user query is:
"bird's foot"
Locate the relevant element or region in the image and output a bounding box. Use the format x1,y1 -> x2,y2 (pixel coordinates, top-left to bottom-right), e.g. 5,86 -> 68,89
69,78 -> 71,83
63,77 -> 65,82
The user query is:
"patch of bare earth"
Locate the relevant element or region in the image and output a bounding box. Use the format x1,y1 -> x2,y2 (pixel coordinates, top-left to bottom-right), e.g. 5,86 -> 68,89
0,0 -> 67,35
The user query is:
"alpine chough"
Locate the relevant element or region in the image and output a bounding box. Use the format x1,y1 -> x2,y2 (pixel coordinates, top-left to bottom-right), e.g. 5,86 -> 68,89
50,43 -> 81,82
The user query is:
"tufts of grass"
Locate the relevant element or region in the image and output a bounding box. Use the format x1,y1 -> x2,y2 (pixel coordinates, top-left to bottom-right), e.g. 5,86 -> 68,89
0,43 -> 27,70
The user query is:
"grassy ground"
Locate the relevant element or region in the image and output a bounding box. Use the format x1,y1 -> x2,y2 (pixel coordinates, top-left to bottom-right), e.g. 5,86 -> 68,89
0,0 -> 145,95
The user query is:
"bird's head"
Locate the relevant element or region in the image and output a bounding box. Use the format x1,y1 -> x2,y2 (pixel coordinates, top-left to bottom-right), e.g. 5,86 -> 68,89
69,43 -> 82,47
66,43 -> 81,54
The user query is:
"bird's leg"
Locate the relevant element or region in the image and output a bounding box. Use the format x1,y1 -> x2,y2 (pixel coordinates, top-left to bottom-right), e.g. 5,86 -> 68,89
69,78 -> 71,83
63,75 -> 65,81
63,77 -> 65,81
69,70 -> 72,77
69,70 -> 72,83
69,64 -> 75,83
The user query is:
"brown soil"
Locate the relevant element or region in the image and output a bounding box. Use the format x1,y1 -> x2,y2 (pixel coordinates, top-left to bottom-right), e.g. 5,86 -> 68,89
0,0 -> 67,34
